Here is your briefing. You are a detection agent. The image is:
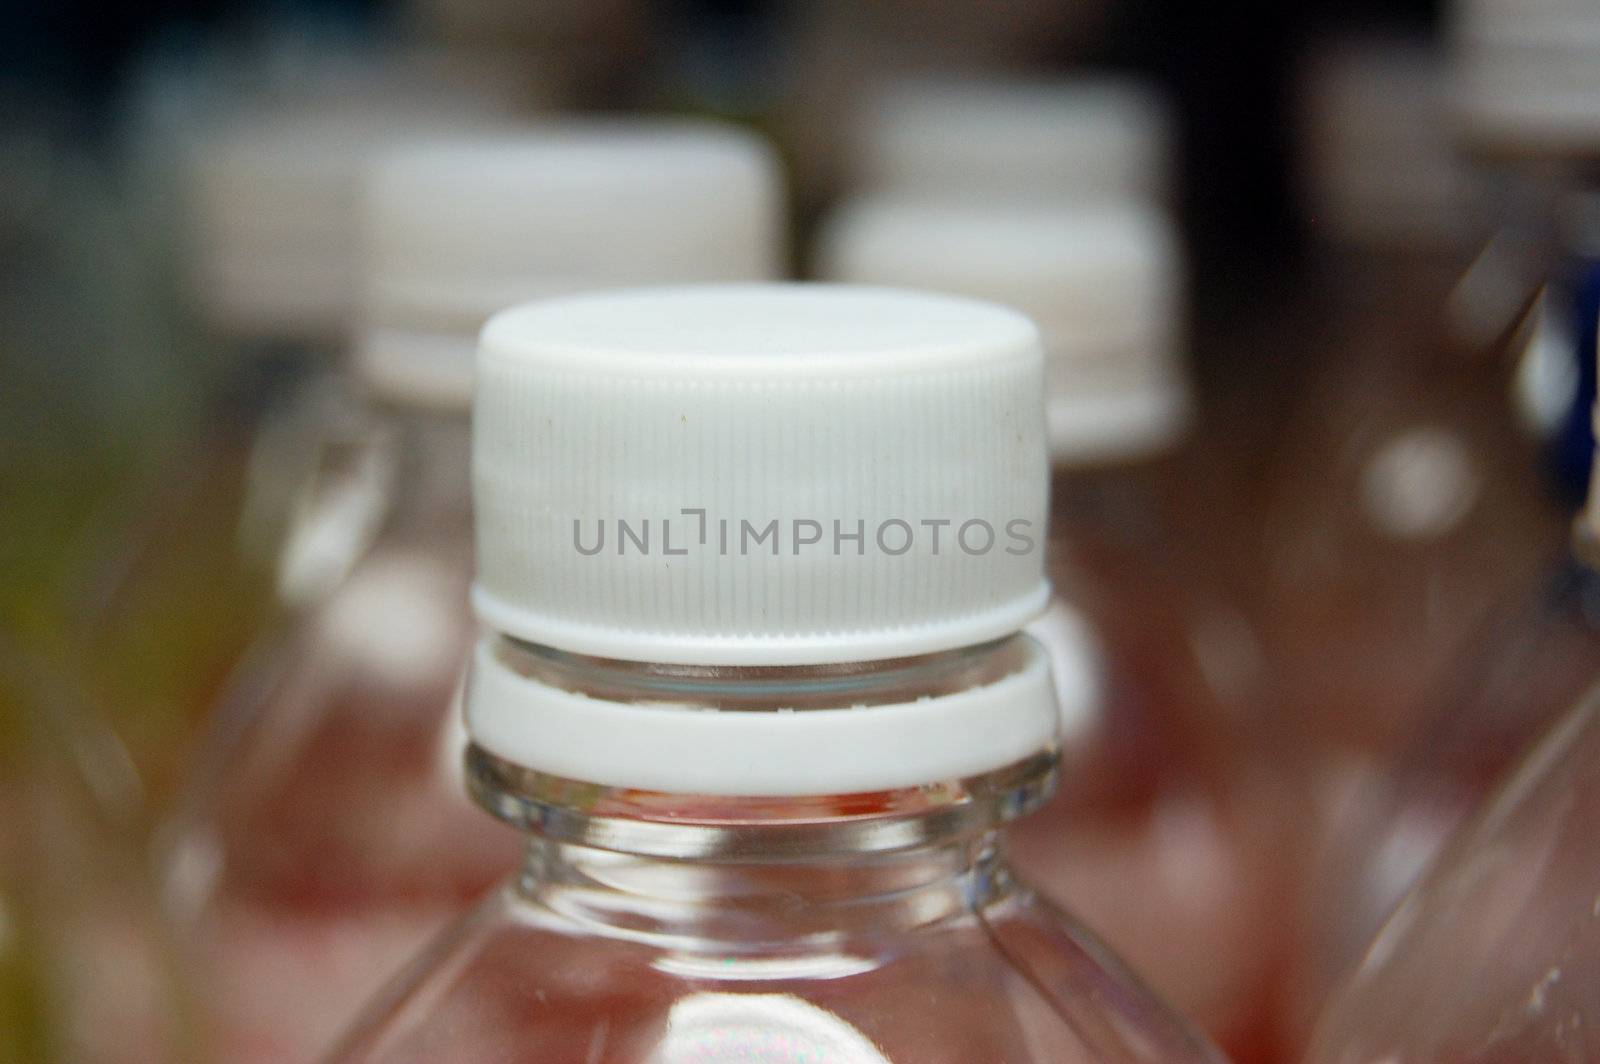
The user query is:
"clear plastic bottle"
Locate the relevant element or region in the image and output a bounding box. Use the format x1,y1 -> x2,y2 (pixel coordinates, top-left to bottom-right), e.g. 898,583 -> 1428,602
1302,680 -> 1600,1063
1279,12 -> 1600,1047
1,636 -> 190,1063
159,123 -> 785,1063
817,198 -> 1288,1061
75,87 -> 514,798
1449,0 -> 1600,481
1289,539 -> 1600,1048
1285,334 -> 1600,1048
1260,32 -> 1564,761
159,401 -> 489,1063
327,284 -> 1225,1063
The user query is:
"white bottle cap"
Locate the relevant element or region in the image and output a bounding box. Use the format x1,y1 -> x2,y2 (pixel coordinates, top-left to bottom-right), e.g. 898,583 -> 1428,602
183,94 -> 503,342
855,75 -> 1175,202
1450,0 -> 1600,158
1299,36 -> 1479,250
357,121 -> 787,409
472,283 -> 1052,666
816,197 -> 1189,465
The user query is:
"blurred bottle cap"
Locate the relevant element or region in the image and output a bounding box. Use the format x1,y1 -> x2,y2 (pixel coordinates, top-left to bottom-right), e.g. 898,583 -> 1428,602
1451,0 -> 1600,160
854,75 -> 1176,203
817,196 -> 1189,465
357,120 -> 786,408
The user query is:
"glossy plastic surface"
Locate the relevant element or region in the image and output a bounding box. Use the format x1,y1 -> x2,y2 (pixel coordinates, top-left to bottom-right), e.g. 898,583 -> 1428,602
1290,550 -> 1600,1044
331,834 -> 1224,1064
1305,684 -> 1600,1063
159,411 -> 520,1061
329,634 -> 1223,1064
1256,252 -> 1561,755
1010,457 -> 1295,1063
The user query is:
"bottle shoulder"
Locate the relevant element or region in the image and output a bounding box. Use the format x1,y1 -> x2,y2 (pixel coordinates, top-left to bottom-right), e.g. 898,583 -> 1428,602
1306,694 -> 1600,1062
329,877 -> 1222,1064
163,536 -> 497,912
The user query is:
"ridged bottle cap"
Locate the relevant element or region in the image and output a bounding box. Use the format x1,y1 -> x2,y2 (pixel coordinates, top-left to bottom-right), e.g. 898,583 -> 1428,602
1451,0 -> 1600,158
856,75 -> 1174,202
817,197 -> 1188,464
357,121 -> 786,409
472,283 -> 1051,665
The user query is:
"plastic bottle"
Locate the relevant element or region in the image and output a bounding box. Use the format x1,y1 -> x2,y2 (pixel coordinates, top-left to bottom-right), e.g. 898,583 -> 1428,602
1449,0 -> 1600,473
1302,679 -> 1600,1063
74,87 -> 514,799
159,122 -> 785,1063
326,283 -> 1226,1064
1278,13 -> 1600,1047
1,636 -> 190,1064
1286,338 -> 1600,1049
1259,33 -> 1562,762
816,201 -> 1287,1062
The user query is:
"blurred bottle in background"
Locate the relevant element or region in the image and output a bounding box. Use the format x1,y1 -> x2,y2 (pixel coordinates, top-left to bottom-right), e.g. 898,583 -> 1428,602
1288,472 -> 1600,1054
74,66 -> 522,801
1302,679 -> 1600,1063
0,99 -> 202,774
0,102 -> 209,1064
328,284 -> 1224,1064
1258,32 -> 1562,763
157,120 -> 786,1063
774,5 -> 1120,214
1285,347 -> 1600,1050
817,197 -> 1292,1063
1,637 -> 190,1063
1274,11 -> 1600,1050
1448,0 -> 1600,546
1449,0 -> 1600,512
851,75 -> 1174,206
114,32 -> 550,306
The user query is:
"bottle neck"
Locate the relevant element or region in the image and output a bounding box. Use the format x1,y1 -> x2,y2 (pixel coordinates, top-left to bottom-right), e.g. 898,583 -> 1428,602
515,834 -> 1014,952
466,636 -> 1055,864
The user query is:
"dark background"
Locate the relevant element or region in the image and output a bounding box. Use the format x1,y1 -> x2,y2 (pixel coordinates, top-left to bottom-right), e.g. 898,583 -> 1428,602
2,0 -> 1439,274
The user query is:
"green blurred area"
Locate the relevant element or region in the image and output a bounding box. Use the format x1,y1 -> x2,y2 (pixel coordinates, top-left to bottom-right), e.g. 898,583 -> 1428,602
0,111 -> 276,1062
0,112 -> 279,794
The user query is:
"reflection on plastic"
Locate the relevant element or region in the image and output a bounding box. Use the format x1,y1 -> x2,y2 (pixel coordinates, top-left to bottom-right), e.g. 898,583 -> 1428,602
1358,426 -> 1480,540
1305,686 -> 1600,1062
651,993 -> 892,1064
